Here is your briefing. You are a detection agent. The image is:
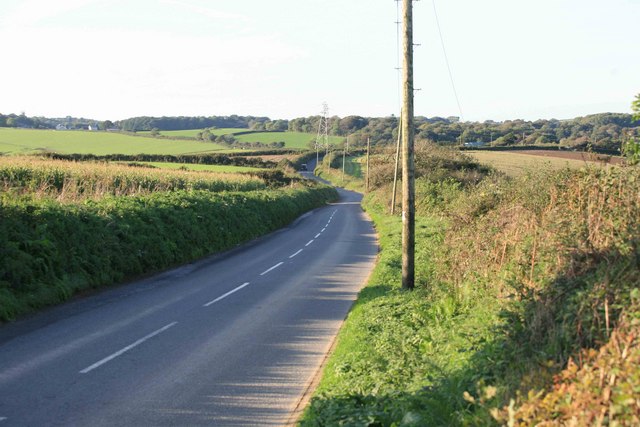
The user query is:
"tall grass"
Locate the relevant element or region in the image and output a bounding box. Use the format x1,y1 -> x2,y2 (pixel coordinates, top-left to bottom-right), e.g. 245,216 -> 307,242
0,157 -> 266,201
302,143 -> 640,425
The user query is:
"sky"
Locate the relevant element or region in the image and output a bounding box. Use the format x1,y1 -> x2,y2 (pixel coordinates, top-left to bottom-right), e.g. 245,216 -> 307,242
0,0 -> 638,122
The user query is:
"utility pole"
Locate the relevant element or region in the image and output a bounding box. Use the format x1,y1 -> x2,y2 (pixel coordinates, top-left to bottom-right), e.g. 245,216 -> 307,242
365,137 -> 371,193
342,137 -> 346,182
391,110 -> 402,215
401,0 -> 415,290
342,135 -> 349,183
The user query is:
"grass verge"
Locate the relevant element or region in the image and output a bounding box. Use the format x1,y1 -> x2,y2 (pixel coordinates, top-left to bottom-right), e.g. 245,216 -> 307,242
301,144 -> 640,425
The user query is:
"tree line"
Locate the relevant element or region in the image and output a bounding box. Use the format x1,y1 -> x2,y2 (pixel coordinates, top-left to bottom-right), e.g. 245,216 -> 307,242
0,113 -> 109,130
117,115 -> 272,132
312,113 -> 639,152
3,110 -> 638,152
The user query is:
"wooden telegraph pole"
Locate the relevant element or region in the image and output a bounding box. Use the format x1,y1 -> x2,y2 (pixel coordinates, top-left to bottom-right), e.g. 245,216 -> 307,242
342,136 -> 348,183
365,137 -> 371,193
401,0 -> 415,290
391,110 -> 402,215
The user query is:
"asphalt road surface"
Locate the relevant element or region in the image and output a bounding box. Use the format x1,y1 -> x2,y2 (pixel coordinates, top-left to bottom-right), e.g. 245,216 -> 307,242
0,181 -> 378,426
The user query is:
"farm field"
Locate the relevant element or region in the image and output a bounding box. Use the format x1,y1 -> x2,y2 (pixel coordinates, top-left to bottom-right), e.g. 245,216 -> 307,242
466,149 -> 613,176
0,156 -> 266,200
234,131 -> 343,149
132,161 -> 265,173
0,128 -> 230,155
140,128 -> 247,138
138,128 -> 342,150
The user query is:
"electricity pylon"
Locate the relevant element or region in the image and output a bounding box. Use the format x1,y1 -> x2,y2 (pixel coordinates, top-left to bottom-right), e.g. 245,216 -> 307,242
315,103 -> 330,166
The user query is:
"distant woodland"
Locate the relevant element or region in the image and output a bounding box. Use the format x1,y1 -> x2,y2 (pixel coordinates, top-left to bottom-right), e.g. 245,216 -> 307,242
2,111 -> 638,152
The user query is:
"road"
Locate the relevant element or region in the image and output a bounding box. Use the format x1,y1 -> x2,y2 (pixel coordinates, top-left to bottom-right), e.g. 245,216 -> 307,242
0,180 -> 378,426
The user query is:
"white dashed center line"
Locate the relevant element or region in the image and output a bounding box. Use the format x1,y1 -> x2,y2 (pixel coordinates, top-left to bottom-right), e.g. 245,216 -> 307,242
204,282 -> 250,307
305,240 -> 314,247
315,233 -> 321,239
80,322 -> 178,374
289,249 -> 303,259
260,262 -> 284,276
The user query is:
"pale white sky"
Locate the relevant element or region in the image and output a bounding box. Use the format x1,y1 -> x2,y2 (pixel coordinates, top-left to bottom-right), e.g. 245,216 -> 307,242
0,0 -> 638,122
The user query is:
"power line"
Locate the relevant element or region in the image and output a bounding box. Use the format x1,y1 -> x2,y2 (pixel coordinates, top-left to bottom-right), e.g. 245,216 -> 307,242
432,0 -> 464,121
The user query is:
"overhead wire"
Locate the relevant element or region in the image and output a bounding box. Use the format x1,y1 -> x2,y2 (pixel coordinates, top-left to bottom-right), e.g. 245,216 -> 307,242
395,0 -> 402,112
431,0 -> 464,121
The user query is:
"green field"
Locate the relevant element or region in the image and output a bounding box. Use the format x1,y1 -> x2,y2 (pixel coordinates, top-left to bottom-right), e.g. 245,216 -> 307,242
235,131 -> 343,149
0,128 -> 230,155
135,162 -> 264,173
140,128 -> 248,138
137,128 -> 343,150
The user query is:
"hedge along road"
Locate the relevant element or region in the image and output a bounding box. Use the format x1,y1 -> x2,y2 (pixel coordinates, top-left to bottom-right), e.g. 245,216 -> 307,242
0,175 -> 378,426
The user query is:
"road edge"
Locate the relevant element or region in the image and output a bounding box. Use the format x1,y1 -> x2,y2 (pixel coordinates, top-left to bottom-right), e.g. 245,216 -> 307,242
285,206 -> 381,426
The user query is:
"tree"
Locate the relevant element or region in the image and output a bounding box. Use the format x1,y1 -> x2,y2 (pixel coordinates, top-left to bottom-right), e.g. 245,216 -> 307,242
622,94 -> 640,165
100,120 -> 115,130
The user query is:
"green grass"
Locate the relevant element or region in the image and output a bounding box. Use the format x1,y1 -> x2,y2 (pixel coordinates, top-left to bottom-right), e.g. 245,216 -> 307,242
316,155 -> 366,192
138,128 -> 344,149
138,129 -> 343,150
134,162 -> 265,173
139,128 -> 248,138
0,128 -> 230,155
300,210 -> 503,426
235,131 -> 344,150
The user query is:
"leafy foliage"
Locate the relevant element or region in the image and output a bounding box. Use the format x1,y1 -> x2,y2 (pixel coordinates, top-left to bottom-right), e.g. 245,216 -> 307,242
302,146 -> 640,425
623,94 -> 640,165
0,159 -> 337,321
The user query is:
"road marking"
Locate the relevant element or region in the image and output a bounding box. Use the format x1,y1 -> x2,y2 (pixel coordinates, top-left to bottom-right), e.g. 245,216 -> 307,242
315,233 -> 321,238
260,262 -> 284,276
289,249 -> 303,259
204,282 -> 250,307
321,228 -> 326,232
80,322 -> 178,374
305,240 -> 314,247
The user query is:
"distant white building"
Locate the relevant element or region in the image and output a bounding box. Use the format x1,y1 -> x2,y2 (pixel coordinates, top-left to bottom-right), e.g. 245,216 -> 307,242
55,124 -> 68,130
463,141 -> 486,148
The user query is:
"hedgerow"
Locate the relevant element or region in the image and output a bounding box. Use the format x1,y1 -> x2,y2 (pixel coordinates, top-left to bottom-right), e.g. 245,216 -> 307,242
0,185 -> 337,321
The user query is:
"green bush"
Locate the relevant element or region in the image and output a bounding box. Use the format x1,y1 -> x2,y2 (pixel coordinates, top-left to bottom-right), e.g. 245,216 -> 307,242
0,185 -> 337,321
